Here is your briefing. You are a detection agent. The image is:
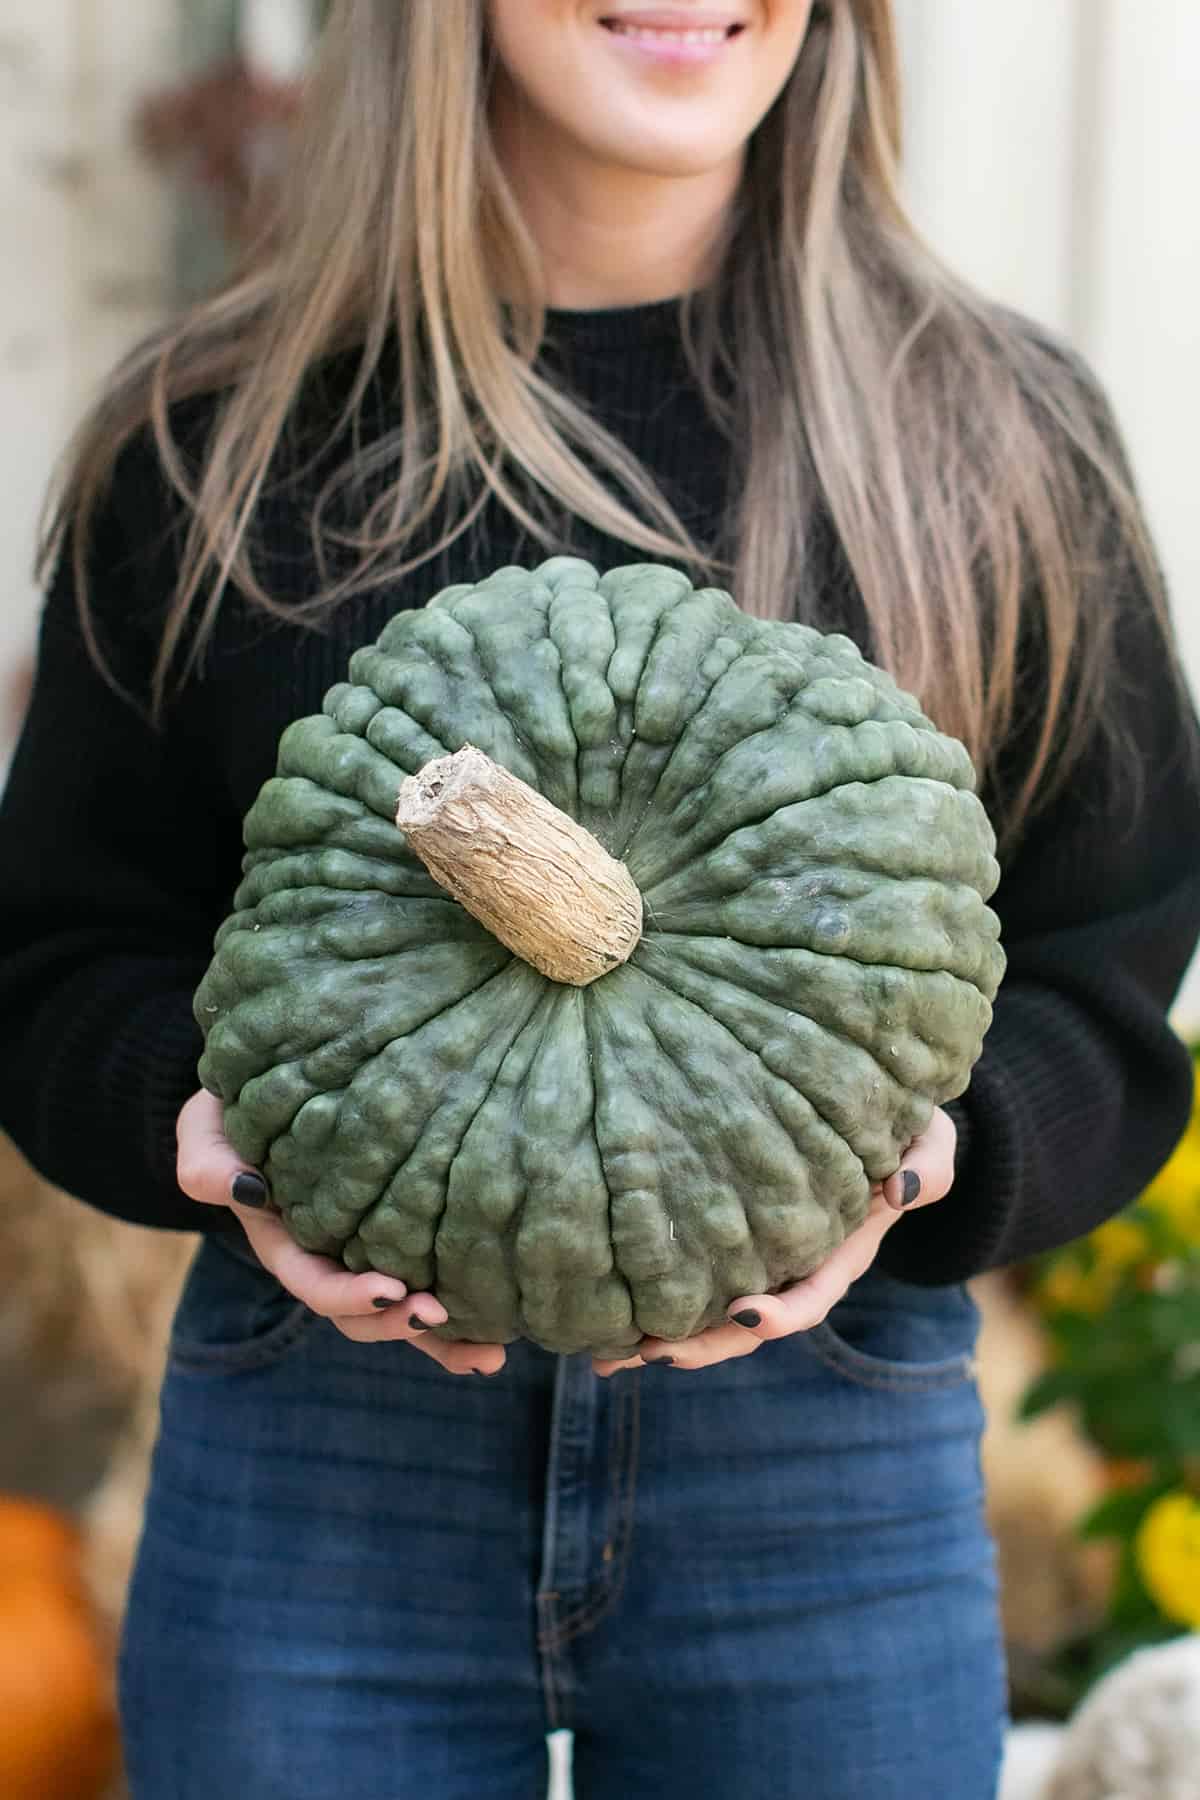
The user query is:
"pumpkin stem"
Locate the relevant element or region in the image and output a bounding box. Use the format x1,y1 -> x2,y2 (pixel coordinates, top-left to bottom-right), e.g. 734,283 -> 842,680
395,746 -> 643,986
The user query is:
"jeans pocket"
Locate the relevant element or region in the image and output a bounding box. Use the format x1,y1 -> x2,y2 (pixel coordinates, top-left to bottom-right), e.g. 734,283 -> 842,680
800,1273 -> 981,1393
167,1229 -> 316,1373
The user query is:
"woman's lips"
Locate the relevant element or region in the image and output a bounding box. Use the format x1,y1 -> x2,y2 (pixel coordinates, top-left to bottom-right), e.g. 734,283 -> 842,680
599,16 -> 746,66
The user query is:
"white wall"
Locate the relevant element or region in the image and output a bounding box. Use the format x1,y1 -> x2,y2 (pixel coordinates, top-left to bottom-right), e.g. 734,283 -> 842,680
0,0 -> 325,765
894,0 -> 1200,1025
0,0 -> 176,744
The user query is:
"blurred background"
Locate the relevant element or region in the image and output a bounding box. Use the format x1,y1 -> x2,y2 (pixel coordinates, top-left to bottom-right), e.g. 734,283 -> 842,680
0,4 -> 1197,1797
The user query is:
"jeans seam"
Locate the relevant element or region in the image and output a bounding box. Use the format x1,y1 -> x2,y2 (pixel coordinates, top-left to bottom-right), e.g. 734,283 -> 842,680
540,1371 -> 640,1647
803,1328 -> 976,1393
167,1302 -> 316,1373
536,1591 -> 572,1732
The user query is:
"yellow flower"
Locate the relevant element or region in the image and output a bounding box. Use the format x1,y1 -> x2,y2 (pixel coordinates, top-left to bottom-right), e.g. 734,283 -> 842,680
1141,1131 -> 1200,1244
1135,1491 -> 1200,1627
1037,1215 -> 1150,1316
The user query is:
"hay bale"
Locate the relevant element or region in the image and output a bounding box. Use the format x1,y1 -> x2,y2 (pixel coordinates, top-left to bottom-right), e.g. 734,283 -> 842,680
975,1271 -> 1114,1657
0,1132 -> 193,1625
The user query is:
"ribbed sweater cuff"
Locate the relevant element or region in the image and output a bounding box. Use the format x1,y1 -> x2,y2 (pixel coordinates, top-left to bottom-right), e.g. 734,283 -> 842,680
874,1045 -> 1024,1288
31,961 -> 219,1232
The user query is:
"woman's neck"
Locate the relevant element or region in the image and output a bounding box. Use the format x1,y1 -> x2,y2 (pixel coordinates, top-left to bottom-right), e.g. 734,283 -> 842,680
489,95 -> 742,310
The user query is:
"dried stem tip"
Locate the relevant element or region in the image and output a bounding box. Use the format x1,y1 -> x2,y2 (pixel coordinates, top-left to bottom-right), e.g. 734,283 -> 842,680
394,746 -> 643,987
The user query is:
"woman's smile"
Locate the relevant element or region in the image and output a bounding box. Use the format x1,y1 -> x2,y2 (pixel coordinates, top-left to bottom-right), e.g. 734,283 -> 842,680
485,2 -> 810,192
598,10 -> 749,67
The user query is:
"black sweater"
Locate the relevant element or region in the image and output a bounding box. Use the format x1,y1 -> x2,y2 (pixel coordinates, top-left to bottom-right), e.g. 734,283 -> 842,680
2,297 -> 1199,1286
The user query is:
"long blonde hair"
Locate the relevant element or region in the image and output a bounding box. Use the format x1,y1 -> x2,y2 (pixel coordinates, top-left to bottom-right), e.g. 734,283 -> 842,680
42,0 -> 1172,844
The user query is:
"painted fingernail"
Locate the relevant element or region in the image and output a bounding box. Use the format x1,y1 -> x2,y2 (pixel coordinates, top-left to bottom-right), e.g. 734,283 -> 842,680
373,1296 -> 401,1310
731,1308 -> 761,1328
643,1355 -> 675,1366
901,1170 -> 922,1206
409,1313 -> 436,1331
231,1171 -> 269,1209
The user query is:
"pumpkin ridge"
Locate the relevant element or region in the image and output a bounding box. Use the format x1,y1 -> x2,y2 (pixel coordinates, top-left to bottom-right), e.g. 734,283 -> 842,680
345,960 -> 547,1289
634,939 -> 930,1179
541,591 -> 587,826
507,985 -> 636,1353
605,578 -> 700,857
545,581 -> 622,837
638,933 -> 990,1094
628,632 -> 837,815
426,972 -> 550,1315
356,610 -> 541,792
620,651 -> 800,871
210,933 -> 508,1102
631,955 -> 878,1189
647,920 -> 1001,1000
585,973 -> 724,1335
635,979 -> 760,1299
423,981 -> 555,1339
221,886 -> 480,937
642,778 -> 998,898
468,984 -> 628,1352
581,979 -> 635,1329
636,933 -> 905,1086
235,841 -> 441,905
614,592 -> 762,859
235,951 -> 514,1216
618,630 -> 766,866
635,761 -> 979,897
631,588 -> 760,745
438,584 -> 580,810
619,964 -> 848,1303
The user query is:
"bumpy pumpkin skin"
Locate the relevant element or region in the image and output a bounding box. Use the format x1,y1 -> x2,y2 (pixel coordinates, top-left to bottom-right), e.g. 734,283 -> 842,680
195,559 -> 1004,1358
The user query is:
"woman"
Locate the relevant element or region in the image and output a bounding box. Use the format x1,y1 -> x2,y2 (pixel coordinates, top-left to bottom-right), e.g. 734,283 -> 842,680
2,2 -> 1198,1793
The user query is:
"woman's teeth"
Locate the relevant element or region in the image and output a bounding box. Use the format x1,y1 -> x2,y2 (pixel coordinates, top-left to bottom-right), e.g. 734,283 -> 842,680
605,24 -> 733,45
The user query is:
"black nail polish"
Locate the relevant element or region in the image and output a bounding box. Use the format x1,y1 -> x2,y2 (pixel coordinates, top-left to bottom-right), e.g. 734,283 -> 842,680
646,1355 -> 676,1366
409,1313 -> 435,1331
901,1170 -> 922,1207
372,1296 -> 400,1310
231,1171 -> 269,1209
731,1308 -> 761,1328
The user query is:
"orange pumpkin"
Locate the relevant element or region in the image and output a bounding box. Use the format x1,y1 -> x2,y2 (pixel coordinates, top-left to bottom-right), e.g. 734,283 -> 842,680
0,1494 -> 83,1575
0,1496 -> 120,1800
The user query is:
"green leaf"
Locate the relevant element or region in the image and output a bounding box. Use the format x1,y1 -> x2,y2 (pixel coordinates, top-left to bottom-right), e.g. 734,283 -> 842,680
1161,1379 -> 1200,1454
1077,1476 -> 1176,1542
1105,1540 -> 1164,1631
1078,1376 -> 1175,1459
1017,1368 -> 1083,1420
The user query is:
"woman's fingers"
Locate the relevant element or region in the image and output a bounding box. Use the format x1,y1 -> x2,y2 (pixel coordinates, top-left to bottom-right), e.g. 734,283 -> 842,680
633,1324 -> 764,1373
596,1180 -> 911,1373
717,1111 -> 961,1350
603,1110 -> 963,1374
592,1351 -> 647,1377
881,1105 -> 957,1211
238,1206 -> 415,1316
721,1219 -> 890,1346
405,1336 -> 508,1378
175,1087 -> 255,1207
174,1090 -> 501,1371
238,1204 -> 502,1370
179,1095 -> 957,1374
629,1240 -> 893,1365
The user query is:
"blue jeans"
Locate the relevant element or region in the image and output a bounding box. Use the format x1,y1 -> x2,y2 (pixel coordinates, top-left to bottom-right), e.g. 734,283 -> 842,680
119,1231 -> 1007,1797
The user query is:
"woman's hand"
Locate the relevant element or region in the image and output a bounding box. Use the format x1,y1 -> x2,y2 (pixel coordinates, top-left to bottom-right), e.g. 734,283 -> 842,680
175,1090 -> 507,1376
593,1108 -> 958,1377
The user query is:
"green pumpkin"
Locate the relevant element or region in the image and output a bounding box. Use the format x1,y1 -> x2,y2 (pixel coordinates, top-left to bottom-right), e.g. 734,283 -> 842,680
195,558 -> 1004,1358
